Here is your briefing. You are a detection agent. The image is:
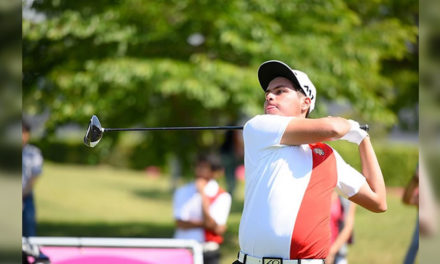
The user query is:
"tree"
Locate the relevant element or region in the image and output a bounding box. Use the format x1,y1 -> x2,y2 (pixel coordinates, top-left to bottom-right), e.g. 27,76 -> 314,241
23,0 -> 418,169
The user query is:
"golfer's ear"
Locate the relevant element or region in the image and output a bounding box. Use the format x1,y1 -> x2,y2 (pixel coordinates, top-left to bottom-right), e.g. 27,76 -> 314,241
301,97 -> 311,112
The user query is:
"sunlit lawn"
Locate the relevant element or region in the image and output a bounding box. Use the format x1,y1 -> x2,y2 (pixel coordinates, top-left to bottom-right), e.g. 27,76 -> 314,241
0,174 -> 21,263
36,162 -> 418,264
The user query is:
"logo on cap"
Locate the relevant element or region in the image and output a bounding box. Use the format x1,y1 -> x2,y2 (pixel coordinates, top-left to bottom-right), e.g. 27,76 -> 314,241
304,85 -> 314,100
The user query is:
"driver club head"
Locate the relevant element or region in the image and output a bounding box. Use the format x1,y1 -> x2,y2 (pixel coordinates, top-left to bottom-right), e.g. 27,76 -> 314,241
84,115 -> 104,147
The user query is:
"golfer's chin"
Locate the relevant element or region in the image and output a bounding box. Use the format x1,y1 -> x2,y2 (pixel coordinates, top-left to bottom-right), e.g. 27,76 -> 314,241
264,107 -> 279,115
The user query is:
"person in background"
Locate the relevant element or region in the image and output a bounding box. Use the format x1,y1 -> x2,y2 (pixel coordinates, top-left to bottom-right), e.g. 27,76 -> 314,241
220,129 -> 244,198
401,163 -> 423,264
327,191 -> 357,264
173,154 -> 232,264
22,120 -> 43,237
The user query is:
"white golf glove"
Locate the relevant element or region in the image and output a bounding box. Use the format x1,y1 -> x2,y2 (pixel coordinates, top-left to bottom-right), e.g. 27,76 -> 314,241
340,119 -> 368,145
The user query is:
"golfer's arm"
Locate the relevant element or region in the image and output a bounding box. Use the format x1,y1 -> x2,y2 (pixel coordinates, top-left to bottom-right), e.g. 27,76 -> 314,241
175,219 -> 204,229
200,192 -> 218,231
212,224 -> 227,236
349,137 -> 387,212
175,206 -> 218,231
22,177 -> 37,198
280,117 -> 350,145
402,174 -> 418,205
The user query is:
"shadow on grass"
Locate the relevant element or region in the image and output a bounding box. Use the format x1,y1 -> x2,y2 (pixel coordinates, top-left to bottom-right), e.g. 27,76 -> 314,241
0,250 -> 21,263
230,198 -> 244,214
132,188 -> 173,201
37,221 -> 175,238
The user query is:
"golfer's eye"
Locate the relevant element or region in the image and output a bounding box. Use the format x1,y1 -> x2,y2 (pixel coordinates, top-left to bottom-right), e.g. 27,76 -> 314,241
275,89 -> 285,95
266,88 -> 285,97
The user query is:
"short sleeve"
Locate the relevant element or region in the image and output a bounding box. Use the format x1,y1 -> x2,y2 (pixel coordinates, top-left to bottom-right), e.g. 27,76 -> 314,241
31,150 -> 43,177
173,188 -> 186,220
334,150 -> 366,198
243,115 -> 293,153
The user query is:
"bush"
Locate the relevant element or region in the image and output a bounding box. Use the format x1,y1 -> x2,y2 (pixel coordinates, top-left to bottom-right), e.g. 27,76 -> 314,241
329,141 -> 418,187
35,140 -> 102,165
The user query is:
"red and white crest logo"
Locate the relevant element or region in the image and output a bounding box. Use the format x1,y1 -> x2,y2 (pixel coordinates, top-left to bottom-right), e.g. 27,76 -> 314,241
313,148 -> 325,156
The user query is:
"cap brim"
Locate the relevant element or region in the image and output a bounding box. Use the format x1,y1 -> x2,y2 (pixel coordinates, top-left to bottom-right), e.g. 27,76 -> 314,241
258,60 -> 301,91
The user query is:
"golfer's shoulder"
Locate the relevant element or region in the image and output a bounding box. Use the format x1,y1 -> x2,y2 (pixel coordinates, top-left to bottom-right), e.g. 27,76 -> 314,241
218,187 -> 232,200
243,115 -> 264,128
175,182 -> 196,197
23,145 -> 43,164
244,114 -> 293,131
24,144 -> 42,155
215,187 -> 232,206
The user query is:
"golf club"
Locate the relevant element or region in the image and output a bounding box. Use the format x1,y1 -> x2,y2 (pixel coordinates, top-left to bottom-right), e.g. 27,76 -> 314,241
83,115 -> 369,148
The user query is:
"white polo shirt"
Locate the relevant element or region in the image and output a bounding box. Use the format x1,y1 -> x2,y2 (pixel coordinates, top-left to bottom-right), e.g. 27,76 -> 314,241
239,115 -> 366,259
173,180 -> 232,243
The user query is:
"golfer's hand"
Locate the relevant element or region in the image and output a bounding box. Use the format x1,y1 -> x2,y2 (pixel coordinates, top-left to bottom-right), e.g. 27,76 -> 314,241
203,217 -> 218,231
325,252 -> 335,264
195,178 -> 208,193
340,119 -> 368,145
214,224 -> 227,235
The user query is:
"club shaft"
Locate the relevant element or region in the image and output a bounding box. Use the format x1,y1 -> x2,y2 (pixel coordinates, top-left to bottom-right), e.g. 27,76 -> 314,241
104,126 -> 244,132
104,124 -> 368,132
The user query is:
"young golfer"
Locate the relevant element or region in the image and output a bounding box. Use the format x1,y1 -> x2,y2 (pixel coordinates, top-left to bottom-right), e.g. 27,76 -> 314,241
234,60 -> 386,264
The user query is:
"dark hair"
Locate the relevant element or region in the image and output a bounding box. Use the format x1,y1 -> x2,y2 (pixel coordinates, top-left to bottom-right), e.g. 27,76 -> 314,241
291,82 -> 310,118
197,153 -> 223,171
22,120 -> 31,132
292,82 -> 306,97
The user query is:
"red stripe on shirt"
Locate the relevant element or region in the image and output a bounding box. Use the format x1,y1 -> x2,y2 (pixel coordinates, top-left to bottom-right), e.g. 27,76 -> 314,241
289,143 -> 337,259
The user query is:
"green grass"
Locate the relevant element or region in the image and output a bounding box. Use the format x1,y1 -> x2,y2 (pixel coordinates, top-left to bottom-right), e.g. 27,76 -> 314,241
349,189 -> 418,264
36,162 -> 418,264
0,175 -> 21,263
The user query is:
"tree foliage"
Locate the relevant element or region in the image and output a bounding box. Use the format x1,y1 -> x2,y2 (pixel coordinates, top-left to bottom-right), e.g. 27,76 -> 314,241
23,0 -> 418,168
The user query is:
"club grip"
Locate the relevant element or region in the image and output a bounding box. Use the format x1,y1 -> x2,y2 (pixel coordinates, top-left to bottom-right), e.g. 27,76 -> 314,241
360,124 -> 369,131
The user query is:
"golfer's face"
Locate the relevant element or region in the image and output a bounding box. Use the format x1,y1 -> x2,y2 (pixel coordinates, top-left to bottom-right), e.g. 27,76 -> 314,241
22,129 -> 29,145
195,161 -> 213,180
264,77 -> 304,117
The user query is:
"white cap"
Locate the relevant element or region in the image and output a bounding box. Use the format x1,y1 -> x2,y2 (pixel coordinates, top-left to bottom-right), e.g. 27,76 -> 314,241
258,60 -> 317,113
